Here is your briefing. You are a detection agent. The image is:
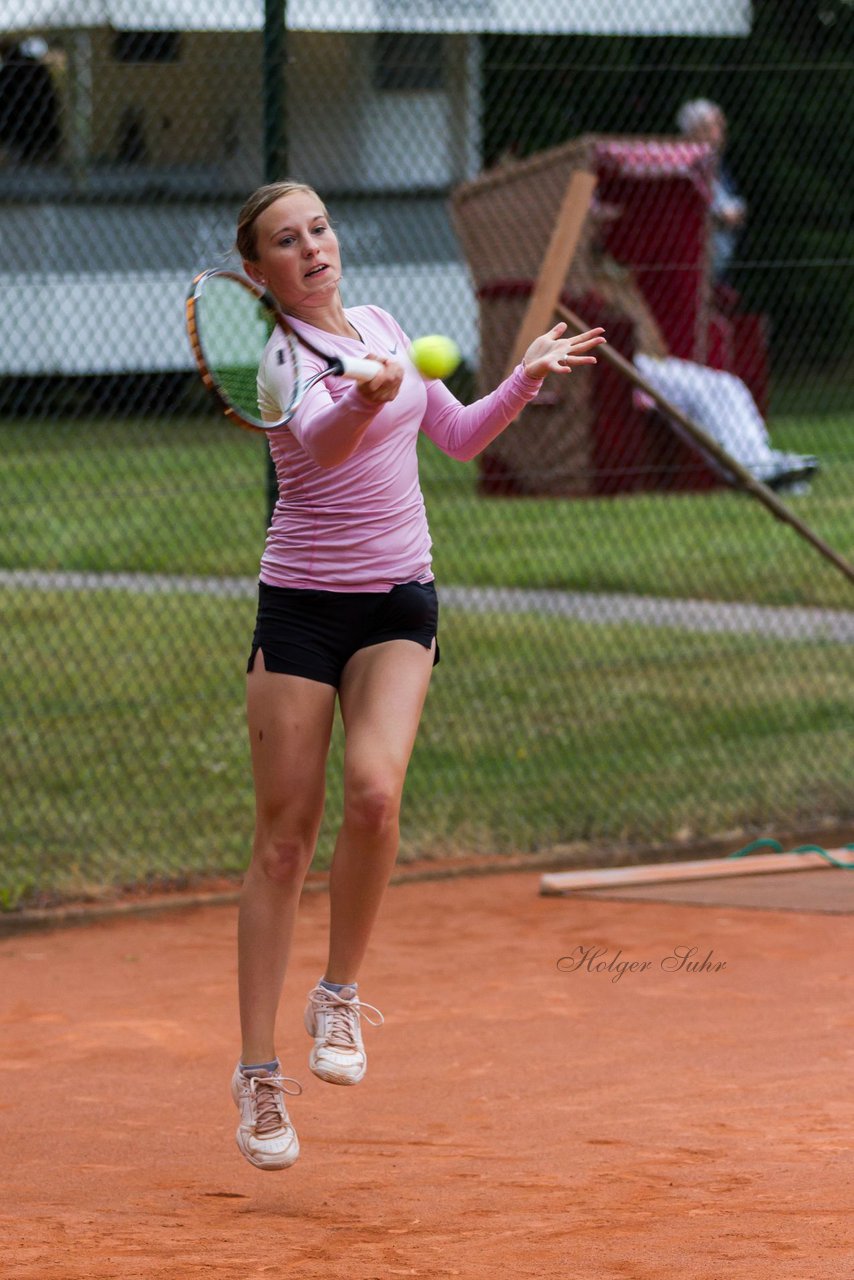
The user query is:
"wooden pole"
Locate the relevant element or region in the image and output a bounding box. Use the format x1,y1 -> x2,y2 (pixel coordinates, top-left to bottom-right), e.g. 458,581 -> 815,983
556,301 -> 854,586
503,170 -> 598,378
540,849 -> 854,895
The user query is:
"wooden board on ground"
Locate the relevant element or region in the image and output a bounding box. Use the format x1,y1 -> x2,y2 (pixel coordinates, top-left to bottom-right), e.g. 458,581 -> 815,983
540,849 -> 854,896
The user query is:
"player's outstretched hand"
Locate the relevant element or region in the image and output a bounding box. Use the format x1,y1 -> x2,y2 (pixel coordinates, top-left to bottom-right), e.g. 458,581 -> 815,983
523,323 -> 606,380
358,353 -> 404,405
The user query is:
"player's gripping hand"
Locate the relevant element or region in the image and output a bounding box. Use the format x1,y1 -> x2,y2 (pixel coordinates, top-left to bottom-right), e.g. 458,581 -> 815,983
523,323 -> 606,380
357,353 -> 404,405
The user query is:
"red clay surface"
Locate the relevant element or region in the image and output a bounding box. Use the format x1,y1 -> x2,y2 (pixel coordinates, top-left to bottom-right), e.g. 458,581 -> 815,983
2,871 -> 852,1279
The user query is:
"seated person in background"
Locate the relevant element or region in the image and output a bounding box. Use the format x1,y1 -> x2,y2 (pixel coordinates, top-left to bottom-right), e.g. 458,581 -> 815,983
585,249 -> 818,492
677,98 -> 746,285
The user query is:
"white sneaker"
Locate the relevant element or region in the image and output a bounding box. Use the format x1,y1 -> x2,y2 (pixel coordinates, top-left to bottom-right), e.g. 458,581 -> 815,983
303,985 -> 384,1086
231,1063 -> 302,1171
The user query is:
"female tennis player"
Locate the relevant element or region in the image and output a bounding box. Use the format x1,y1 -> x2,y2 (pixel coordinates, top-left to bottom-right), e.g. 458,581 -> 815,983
230,181 -> 605,1171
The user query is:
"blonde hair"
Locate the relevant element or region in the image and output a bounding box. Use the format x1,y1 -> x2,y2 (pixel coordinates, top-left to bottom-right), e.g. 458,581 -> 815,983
235,181 -> 327,261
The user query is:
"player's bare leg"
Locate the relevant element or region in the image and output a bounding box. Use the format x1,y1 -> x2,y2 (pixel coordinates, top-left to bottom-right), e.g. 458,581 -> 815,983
239,650 -> 336,1065
234,651 -> 337,1169
330,637 -> 435,978
304,638 -> 434,1085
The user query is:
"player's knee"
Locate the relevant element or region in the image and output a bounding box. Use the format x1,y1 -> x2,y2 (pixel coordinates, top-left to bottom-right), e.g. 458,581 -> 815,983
254,833 -> 314,884
344,780 -> 400,836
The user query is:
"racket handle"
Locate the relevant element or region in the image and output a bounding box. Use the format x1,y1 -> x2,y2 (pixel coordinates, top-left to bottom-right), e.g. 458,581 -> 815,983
338,356 -> 383,383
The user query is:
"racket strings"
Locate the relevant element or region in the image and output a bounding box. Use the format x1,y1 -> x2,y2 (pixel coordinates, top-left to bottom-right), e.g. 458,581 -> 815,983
186,269 -> 377,432
188,271 -> 303,431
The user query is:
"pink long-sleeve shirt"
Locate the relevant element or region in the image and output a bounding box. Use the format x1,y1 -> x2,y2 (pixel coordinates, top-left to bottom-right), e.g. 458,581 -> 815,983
257,304 -> 543,591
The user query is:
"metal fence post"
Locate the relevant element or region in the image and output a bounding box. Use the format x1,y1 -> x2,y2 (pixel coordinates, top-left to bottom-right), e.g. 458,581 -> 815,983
263,0 -> 287,525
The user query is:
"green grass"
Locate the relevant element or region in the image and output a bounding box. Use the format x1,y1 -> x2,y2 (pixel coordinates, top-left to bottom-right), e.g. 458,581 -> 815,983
1,403 -> 852,909
2,586 -> 851,910
0,415 -> 270,578
426,414 -> 854,607
1,410 -> 852,606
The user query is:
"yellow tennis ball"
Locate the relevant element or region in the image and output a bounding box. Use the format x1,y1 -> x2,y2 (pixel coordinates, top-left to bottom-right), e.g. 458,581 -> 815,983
409,334 -> 461,380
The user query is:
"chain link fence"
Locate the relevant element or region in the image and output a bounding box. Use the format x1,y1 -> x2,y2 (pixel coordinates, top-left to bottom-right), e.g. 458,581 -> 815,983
1,1 -> 852,909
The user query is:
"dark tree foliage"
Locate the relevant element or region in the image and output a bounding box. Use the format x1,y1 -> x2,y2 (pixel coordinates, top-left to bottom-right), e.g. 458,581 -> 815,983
482,1 -> 853,369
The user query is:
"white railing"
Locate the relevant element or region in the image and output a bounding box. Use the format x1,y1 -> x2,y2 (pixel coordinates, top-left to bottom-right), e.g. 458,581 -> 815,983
0,262 -> 479,376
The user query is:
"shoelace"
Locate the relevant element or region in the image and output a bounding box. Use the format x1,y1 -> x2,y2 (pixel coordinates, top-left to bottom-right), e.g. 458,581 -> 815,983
247,1073 -> 302,1136
313,990 -> 384,1050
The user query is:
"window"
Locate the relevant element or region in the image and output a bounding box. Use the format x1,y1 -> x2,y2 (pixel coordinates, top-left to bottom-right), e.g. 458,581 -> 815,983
112,31 -> 181,65
372,34 -> 444,92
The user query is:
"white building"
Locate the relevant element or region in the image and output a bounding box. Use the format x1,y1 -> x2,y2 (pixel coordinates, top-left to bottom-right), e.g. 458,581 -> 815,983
0,2 -> 751,375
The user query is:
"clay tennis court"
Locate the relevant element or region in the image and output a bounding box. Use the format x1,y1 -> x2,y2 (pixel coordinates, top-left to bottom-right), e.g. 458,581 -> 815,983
2,866 -> 852,1279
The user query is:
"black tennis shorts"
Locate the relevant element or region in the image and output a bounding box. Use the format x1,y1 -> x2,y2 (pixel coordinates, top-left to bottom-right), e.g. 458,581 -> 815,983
247,579 -> 440,688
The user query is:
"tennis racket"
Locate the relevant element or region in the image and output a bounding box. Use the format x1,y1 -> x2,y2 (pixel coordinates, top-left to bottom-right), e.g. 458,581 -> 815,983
185,269 -> 382,433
